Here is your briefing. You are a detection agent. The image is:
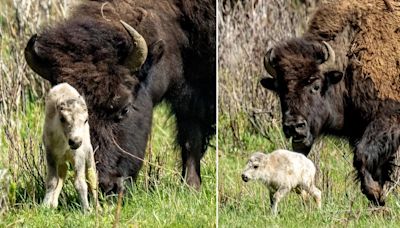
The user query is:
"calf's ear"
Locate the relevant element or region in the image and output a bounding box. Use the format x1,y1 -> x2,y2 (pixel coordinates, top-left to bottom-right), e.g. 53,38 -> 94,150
260,77 -> 278,91
324,71 -> 343,86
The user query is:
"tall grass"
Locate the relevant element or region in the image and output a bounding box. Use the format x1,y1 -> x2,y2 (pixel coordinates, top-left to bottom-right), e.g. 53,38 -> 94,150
0,0 -> 69,205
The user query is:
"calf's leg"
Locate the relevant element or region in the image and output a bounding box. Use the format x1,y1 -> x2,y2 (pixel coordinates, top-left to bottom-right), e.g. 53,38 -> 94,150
271,187 -> 290,215
74,152 -> 90,211
86,148 -> 98,209
50,163 -> 67,208
269,189 -> 276,208
304,184 -> 322,209
43,151 -> 59,208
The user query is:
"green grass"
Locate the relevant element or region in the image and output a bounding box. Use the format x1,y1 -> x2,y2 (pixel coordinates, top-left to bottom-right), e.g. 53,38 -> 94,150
218,112 -> 400,227
0,100 -> 216,227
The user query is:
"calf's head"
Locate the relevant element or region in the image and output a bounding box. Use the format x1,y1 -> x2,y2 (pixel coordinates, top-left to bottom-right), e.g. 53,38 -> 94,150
56,97 -> 88,150
260,39 -> 344,155
242,152 -> 266,182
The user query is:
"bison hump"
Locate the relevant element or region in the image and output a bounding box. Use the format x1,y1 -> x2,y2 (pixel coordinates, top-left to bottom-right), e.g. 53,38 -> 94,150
350,1 -> 400,101
309,0 -> 400,101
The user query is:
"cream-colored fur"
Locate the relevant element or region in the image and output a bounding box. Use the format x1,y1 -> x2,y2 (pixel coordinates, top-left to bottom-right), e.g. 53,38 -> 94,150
242,149 -> 321,215
43,83 -> 97,212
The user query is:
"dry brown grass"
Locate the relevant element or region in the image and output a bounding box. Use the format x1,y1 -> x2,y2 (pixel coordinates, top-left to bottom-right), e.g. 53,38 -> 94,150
0,0 -> 68,109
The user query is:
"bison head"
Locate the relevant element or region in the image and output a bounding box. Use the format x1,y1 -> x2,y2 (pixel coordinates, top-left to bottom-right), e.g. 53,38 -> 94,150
24,19 -> 147,121
260,39 -> 344,155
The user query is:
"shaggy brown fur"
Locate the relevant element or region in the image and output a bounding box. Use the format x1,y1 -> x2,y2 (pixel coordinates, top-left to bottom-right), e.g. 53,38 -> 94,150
25,0 -> 216,192
307,0 -> 400,100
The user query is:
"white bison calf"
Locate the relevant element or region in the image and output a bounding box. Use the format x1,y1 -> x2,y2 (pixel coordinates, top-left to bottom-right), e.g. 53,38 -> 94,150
242,149 -> 321,215
43,83 -> 97,211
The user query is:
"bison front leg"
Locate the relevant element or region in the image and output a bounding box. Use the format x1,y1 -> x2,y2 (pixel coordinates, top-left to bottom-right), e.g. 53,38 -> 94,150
354,144 -> 385,206
177,119 -> 206,190
353,116 -> 400,206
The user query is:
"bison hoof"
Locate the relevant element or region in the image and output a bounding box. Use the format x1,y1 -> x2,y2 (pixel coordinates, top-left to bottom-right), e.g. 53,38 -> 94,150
361,182 -> 385,206
186,175 -> 201,191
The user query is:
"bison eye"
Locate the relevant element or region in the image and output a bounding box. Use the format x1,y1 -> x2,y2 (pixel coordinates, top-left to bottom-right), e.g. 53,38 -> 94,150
60,116 -> 66,123
253,165 -> 259,169
121,107 -> 129,115
311,84 -> 321,93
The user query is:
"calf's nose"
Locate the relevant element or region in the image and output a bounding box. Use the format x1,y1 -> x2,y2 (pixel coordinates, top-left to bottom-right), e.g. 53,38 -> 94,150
68,138 -> 82,150
242,174 -> 249,182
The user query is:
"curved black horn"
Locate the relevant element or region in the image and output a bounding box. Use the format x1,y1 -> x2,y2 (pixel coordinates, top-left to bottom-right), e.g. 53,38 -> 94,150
25,34 -> 52,82
264,48 -> 277,78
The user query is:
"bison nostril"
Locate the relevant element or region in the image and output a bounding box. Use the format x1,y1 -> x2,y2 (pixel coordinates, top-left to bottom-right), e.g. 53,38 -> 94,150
295,122 -> 306,130
68,139 -> 74,146
283,124 -> 295,138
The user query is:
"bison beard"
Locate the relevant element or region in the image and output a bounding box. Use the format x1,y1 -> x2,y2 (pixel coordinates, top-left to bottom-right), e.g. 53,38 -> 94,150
24,0 -> 216,193
260,0 -> 400,206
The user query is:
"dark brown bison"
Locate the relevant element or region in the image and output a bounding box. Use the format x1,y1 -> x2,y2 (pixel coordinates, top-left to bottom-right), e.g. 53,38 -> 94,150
25,0 -> 215,193
260,0 -> 400,205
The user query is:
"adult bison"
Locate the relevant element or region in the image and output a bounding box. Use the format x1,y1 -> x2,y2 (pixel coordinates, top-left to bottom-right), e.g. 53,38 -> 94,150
25,0 -> 215,193
260,0 -> 400,205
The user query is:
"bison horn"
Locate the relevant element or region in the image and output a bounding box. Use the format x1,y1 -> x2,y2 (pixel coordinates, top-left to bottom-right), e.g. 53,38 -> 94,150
264,48 -> 277,78
120,20 -> 148,72
319,41 -> 336,70
25,34 -> 53,82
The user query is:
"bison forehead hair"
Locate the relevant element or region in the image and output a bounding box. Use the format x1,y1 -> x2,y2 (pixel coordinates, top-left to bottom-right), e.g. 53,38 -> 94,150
272,39 -> 329,83
33,17 -> 137,115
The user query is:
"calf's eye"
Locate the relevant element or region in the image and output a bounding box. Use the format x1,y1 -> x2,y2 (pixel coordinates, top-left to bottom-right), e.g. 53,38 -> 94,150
253,165 -> 259,169
60,116 -> 66,123
84,119 -> 88,124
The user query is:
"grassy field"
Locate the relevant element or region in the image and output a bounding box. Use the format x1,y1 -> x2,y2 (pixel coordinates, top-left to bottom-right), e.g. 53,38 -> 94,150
218,111 -> 400,227
0,101 -> 216,227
